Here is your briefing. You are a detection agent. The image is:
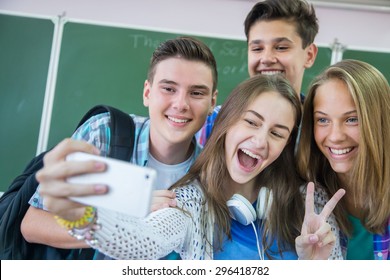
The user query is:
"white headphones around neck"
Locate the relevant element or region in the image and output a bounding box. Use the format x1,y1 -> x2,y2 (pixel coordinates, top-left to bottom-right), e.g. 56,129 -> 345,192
226,187 -> 273,226
226,187 -> 273,260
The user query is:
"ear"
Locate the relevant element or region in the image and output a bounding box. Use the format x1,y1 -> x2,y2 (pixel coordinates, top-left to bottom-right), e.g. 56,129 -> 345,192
209,89 -> 218,115
143,80 -> 151,107
304,43 -> 318,69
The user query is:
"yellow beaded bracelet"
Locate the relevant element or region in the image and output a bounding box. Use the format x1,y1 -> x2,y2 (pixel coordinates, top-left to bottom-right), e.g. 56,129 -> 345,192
55,206 -> 96,230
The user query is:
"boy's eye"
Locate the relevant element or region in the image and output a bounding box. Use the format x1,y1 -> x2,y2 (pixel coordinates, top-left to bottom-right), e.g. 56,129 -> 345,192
251,46 -> 263,52
275,45 -> 289,51
162,87 -> 175,93
191,91 -> 204,96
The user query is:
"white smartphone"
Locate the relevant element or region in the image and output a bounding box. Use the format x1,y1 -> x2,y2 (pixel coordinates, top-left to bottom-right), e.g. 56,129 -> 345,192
66,152 -> 156,218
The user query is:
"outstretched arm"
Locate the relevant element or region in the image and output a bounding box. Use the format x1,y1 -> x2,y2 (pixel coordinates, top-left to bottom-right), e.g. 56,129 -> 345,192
37,139 -> 204,259
295,182 -> 345,260
21,206 -> 88,248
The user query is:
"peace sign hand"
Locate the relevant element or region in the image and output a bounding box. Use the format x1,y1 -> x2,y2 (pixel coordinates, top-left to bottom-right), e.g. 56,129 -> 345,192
295,182 -> 345,260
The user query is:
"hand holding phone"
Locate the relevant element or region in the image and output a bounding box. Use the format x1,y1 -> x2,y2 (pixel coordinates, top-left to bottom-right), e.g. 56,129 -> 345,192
66,152 -> 156,217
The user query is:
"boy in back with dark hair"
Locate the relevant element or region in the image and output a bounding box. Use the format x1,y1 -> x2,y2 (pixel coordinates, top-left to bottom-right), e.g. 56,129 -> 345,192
197,0 -> 318,146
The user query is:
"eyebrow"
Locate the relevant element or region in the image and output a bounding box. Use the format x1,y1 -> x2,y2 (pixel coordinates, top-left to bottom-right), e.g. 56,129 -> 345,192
158,79 -> 211,93
249,37 -> 294,46
314,110 -> 358,116
246,110 -> 291,133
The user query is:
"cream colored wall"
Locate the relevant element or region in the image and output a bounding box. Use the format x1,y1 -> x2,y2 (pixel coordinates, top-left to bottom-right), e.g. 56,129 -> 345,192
0,0 -> 389,51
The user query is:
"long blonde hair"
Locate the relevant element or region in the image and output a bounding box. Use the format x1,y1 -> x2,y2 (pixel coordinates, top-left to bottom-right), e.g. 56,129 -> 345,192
297,59 -> 390,234
172,74 -> 303,257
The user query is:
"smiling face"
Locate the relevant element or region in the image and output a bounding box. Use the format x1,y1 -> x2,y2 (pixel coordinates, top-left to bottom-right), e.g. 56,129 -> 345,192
313,78 -> 359,180
247,19 -> 317,96
224,90 -> 295,194
144,57 -> 216,151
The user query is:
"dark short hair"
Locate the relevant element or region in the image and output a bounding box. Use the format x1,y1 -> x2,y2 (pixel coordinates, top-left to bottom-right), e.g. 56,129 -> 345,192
244,0 -> 319,48
147,36 -> 218,92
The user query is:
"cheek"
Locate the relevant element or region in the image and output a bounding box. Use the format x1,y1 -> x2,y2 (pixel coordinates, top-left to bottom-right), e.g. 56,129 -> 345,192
272,142 -> 287,160
350,129 -> 360,144
313,126 -> 326,148
194,100 -> 212,116
225,129 -> 240,158
247,54 -> 258,68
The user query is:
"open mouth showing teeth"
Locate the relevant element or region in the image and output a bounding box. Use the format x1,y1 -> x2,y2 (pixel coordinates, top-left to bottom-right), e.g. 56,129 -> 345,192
330,147 -> 353,155
260,70 -> 283,75
167,116 -> 189,123
238,148 -> 260,168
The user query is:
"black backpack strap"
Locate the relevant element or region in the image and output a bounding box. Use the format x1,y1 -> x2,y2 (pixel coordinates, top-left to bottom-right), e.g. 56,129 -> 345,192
76,105 -> 135,161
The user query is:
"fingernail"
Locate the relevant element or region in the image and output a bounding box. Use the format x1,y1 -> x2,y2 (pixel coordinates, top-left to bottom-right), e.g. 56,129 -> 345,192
309,235 -> 318,243
95,161 -> 106,171
94,184 -> 108,194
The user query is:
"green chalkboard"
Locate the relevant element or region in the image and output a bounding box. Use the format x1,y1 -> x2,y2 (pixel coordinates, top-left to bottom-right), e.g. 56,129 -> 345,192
302,46 -> 332,94
0,14 -> 54,191
48,22 -> 250,147
343,49 -> 390,81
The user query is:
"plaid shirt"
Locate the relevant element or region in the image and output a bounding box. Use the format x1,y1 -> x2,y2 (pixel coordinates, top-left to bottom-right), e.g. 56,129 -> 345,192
340,217 -> 390,260
30,113 -> 202,209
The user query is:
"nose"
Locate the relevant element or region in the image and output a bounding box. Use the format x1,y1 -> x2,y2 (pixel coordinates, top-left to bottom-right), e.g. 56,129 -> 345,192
173,92 -> 189,112
261,48 -> 277,65
328,123 -> 347,143
251,130 -> 268,151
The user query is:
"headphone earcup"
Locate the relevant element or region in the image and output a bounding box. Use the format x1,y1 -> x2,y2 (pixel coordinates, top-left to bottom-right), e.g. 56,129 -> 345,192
227,194 -> 256,226
256,187 -> 273,220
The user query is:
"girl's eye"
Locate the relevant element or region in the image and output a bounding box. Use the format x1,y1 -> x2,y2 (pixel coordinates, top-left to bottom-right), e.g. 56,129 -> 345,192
316,117 -> 329,124
271,131 -> 284,139
244,118 -> 257,126
346,117 -> 358,124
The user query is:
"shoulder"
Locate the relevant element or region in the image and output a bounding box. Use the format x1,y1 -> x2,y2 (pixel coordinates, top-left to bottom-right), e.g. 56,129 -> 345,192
73,112 -> 110,140
174,181 -> 205,208
130,114 -> 149,126
82,112 -> 110,128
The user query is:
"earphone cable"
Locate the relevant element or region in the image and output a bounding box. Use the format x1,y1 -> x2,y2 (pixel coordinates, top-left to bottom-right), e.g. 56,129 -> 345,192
250,221 -> 264,260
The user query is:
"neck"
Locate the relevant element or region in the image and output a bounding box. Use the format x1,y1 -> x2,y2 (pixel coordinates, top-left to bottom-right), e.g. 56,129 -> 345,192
294,84 -> 302,100
149,137 -> 193,165
227,179 -> 258,203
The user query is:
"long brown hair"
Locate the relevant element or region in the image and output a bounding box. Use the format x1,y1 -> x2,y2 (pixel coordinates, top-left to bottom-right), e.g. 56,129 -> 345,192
297,59 -> 390,234
171,74 -> 303,257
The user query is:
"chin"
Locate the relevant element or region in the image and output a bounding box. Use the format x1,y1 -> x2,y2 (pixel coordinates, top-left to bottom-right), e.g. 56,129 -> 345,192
329,164 -> 353,175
